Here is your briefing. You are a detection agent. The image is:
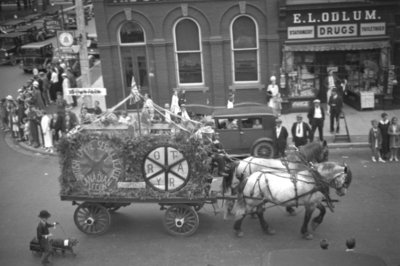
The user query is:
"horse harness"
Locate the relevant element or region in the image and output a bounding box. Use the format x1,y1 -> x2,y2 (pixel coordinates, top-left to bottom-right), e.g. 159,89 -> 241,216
243,165 -> 343,212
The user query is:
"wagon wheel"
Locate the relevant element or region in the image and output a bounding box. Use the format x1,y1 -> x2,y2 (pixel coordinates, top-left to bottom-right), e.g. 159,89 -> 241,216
163,205 -> 199,236
73,202 -> 111,235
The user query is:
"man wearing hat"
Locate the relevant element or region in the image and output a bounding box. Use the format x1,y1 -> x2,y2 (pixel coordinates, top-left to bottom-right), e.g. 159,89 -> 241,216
307,99 -> 325,141
291,114 -> 311,148
327,88 -> 343,133
37,210 -> 58,265
274,118 -> 288,158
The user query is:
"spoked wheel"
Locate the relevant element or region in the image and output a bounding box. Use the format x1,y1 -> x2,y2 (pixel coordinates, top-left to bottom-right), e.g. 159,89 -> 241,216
163,205 -> 199,236
252,141 -> 274,158
73,202 -> 111,235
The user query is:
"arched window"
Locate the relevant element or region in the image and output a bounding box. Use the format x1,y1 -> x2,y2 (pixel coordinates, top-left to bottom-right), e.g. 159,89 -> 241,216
231,16 -> 259,82
120,21 -> 145,44
174,19 -> 203,84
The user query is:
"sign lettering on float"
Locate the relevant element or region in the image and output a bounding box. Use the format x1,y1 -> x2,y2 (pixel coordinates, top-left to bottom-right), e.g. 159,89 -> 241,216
66,88 -> 107,96
143,146 -> 190,192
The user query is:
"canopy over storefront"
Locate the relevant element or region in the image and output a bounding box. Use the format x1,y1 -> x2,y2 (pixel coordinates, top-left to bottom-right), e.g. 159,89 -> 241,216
283,39 -> 390,52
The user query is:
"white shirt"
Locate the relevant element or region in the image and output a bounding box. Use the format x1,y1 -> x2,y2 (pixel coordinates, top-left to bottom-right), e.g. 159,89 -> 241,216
296,122 -> 303,137
267,84 -> 279,97
314,106 -> 322,119
276,126 -> 282,137
328,76 -> 335,89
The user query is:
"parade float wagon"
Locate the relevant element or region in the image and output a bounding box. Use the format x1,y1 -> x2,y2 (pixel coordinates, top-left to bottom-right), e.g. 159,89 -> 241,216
58,124 -> 218,237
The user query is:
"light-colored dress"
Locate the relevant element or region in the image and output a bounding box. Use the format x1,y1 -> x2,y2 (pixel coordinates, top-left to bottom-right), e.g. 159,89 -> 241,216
267,84 -> 279,108
170,94 -> 181,115
388,124 -> 400,148
41,114 -> 53,148
62,78 -> 74,105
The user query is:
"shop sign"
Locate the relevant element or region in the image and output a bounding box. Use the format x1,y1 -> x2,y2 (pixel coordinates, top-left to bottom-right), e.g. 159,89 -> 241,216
287,8 -> 387,40
360,22 -> 385,36
317,24 -> 357,38
288,26 -> 314,39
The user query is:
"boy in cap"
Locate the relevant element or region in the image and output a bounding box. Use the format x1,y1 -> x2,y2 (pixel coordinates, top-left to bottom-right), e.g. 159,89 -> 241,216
37,210 -> 58,265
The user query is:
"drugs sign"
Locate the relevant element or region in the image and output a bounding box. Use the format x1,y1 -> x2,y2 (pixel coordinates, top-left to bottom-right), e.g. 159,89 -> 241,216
143,146 -> 190,192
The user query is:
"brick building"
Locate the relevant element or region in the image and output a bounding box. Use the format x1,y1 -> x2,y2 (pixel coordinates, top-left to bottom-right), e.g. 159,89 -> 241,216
93,0 -> 281,112
93,0 -> 400,112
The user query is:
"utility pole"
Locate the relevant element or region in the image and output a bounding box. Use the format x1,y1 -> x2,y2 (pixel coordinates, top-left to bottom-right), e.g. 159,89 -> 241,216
75,0 -> 92,106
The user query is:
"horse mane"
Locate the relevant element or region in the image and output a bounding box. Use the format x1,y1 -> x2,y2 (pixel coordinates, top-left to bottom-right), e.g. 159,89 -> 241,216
298,142 -> 321,161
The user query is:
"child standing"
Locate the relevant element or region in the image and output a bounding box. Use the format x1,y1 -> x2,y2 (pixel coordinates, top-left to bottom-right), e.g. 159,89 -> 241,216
368,119 -> 385,163
11,110 -> 20,139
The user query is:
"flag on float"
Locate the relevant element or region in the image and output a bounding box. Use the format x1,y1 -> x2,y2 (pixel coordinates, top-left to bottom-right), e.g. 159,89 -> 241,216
130,75 -> 141,104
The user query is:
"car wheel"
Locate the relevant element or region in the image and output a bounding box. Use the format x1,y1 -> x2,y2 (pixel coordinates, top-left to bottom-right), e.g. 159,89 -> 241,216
252,141 -> 274,158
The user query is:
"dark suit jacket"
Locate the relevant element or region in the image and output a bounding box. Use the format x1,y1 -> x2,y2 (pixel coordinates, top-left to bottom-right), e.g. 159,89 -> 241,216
328,95 -> 343,114
274,126 -> 288,147
291,122 -> 311,140
307,106 -> 325,125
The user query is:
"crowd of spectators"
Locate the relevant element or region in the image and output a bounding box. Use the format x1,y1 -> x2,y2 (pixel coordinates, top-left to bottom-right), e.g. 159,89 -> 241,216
0,60 -> 83,153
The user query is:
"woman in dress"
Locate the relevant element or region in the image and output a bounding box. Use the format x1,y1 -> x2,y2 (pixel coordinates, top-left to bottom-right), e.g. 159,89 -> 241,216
41,111 -> 53,152
170,89 -> 181,119
388,116 -> 400,161
267,76 -> 279,110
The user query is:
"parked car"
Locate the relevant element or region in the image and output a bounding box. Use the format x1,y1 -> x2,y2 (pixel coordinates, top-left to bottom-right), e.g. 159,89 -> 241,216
212,105 -> 276,158
19,40 -> 53,73
87,33 -> 99,67
15,24 -> 41,42
0,32 -> 31,65
0,19 -> 26,34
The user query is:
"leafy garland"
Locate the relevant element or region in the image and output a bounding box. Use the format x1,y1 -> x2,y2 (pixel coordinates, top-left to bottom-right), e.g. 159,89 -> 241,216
58,131 -> 212,199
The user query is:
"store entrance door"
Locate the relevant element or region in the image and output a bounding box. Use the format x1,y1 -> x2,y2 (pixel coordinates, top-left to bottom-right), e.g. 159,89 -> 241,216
316,51 -> 346,103
120,46 -> 149,109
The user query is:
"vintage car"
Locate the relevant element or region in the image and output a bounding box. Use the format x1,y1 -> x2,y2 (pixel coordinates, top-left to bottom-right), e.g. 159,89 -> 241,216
87,33 -> 99,59
0,19 -> 26,34
19,41 -> 53,73
212,105 -> 276,158
0,32 -> 31,65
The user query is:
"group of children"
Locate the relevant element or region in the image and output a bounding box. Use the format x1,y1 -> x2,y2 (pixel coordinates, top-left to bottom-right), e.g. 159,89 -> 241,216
369,113 -> 400,163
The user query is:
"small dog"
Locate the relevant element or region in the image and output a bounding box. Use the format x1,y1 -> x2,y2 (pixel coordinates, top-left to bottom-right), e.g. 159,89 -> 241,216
50,238 -> 79,256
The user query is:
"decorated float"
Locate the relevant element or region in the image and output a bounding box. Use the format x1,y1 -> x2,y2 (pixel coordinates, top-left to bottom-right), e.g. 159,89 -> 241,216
58,86 -> 219,236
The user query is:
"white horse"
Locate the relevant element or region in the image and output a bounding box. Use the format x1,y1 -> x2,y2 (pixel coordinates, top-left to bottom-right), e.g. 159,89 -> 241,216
233,161 -> 352,240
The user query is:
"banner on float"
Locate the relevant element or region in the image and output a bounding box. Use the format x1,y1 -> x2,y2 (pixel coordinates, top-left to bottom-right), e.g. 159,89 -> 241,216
66,88 -> 107,96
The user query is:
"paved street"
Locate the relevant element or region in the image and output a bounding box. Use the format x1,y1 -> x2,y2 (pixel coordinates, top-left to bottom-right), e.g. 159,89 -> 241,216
1,133 -> 400,266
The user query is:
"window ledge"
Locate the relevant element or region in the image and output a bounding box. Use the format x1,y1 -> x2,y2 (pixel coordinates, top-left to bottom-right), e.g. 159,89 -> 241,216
177,86 -> 209,92
229,83 -> 265,91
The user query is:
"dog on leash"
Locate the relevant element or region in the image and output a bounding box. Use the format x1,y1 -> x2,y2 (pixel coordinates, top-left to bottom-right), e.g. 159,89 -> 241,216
50,238 -> 79,256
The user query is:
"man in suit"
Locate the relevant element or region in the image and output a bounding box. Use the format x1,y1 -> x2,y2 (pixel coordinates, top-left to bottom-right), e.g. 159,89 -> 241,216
274,118 -> 288,158
291,114 -> 311,148
307,99 -> 325,141
327,88 -> 343,133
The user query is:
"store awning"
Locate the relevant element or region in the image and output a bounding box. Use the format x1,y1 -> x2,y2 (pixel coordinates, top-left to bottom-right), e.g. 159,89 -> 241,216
283,40 -> 390,52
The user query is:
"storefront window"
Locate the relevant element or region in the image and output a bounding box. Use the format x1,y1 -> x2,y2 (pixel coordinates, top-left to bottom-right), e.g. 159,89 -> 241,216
174,19 -> 203,84
120,21 -> 145,44
231,16 -> 258,82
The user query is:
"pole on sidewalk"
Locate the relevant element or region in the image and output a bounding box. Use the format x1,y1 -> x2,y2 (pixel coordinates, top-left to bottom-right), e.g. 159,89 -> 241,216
75,0 -> 91,106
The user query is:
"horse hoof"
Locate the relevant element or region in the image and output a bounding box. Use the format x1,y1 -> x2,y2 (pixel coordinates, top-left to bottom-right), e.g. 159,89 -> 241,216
236,231 -> 244,238
311,222 -> 320,231
303,233 -> 314,240
265,228 -> 276,235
